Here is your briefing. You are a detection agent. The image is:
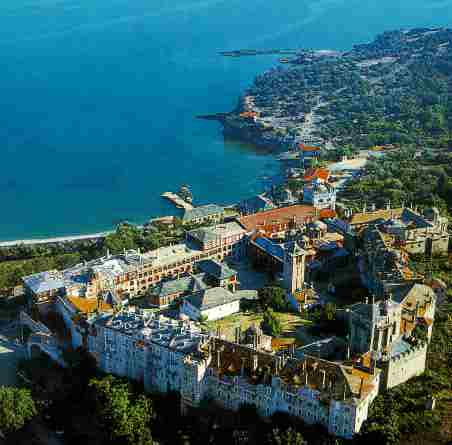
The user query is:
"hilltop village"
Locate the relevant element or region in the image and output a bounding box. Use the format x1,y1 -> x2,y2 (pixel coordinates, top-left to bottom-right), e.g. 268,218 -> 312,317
18,150 -> 450,440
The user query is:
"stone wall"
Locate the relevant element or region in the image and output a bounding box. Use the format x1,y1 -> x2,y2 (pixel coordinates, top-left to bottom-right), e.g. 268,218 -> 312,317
431,234 -> 450,255
382,342 -> 427,390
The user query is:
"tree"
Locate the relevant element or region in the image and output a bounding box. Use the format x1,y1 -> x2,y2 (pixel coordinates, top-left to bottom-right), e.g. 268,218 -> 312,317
323,303 -> 337,321
0,386 -> 36,434
357,413 -> 400,445
104,223 -> 141,254
237,403 -> 260,426
89,376 -> 154,445
262,308 -> 282,336
259,286 -> 287,312
267,427 -> 306,445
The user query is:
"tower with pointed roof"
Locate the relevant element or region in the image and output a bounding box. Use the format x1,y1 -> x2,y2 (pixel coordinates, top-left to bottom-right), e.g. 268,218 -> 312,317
283,242 -> 306,295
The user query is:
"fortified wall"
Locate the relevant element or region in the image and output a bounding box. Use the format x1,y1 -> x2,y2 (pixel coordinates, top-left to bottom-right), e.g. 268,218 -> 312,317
380,341 -> 428,390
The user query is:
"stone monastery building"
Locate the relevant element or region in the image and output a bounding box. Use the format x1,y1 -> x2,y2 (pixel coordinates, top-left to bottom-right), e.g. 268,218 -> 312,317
87,307 -> 380,439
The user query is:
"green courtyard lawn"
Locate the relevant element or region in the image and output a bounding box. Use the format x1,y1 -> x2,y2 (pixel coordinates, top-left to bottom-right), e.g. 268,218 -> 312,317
205,309 -> 313,347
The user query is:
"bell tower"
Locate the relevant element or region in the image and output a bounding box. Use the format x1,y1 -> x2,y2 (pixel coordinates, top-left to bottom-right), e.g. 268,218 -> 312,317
283,242 -> 306,294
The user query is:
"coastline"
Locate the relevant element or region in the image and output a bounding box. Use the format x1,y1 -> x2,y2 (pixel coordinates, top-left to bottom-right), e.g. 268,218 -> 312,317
0,230 -> 114,248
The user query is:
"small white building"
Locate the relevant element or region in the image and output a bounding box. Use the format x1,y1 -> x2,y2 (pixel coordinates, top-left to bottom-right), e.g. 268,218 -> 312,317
303,179 -> 336,210
180,287 -> 242,321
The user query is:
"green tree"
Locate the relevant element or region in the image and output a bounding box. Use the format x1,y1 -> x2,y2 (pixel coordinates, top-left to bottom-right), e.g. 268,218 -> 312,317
259,286 -> 287,311
237,403 -> 260,426
267,427 -> 306,445
357,412 -> 400,445
0,386 -> 36,434
323,303 -> 337,321
104,223 -> 141,254
262,308 -> 282,337
89,375 -> 154,445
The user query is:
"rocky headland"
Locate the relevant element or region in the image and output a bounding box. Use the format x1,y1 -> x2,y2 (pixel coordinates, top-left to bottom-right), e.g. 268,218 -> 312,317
215,28 -> 452,151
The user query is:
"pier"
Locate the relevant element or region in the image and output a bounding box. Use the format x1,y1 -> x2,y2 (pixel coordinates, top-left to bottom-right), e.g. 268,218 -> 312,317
276,151 -> 300,161
161,192 -> 194,211
196,112 -> 229,122
219,49 -> 299,57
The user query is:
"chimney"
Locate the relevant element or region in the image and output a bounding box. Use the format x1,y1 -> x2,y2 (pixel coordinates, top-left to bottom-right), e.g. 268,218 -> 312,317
252,354 -> 259,372
370,352 -> 376,375
217,350 -> 221,369
235,326 -> 241,344
241,358 -> 246,377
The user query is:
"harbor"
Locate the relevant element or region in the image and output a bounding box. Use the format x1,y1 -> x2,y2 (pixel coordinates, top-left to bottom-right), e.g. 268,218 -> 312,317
161,186 -> 194,211
161,192 -> 194,210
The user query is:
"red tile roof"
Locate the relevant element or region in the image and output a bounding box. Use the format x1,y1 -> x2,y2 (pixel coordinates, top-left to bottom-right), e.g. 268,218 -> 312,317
239,205 -> 317,233
240,111 -> 258,118
319,209 -> 336,219
298,144 -> 320,152
304,168 -> 330,182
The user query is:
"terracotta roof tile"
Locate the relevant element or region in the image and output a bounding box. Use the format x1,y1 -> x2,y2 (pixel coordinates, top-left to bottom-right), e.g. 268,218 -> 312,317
298,144 -> 320,152
68,296 -> 112,314
239,205 -> 317,233
319,209 -> 336,219
304,168 -> 330,182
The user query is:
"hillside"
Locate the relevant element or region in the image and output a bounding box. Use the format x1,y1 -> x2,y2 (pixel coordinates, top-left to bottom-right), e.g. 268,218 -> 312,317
223,28 -> 452,149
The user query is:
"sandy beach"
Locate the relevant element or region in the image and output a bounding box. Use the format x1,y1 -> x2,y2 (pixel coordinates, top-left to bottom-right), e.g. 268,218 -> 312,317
0,230 -> 114,248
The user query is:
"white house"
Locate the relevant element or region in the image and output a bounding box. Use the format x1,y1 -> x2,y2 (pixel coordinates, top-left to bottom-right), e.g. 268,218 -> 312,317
303,179 -> 336,210
180,287 -> 242,321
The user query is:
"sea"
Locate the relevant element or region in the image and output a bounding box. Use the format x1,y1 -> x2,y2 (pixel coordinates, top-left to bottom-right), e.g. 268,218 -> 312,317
1,0 -> 452,241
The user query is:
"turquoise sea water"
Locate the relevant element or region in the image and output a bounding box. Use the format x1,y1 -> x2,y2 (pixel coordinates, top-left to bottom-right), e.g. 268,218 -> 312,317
1,0 -> 452,240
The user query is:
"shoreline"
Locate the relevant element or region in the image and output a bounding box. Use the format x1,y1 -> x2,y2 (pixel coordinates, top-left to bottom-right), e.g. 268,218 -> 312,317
0,230 -> 114,248
0,154 -> 371,249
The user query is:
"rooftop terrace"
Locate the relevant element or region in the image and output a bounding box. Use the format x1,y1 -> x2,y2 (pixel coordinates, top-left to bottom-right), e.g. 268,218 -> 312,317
99,308 -> 206,354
